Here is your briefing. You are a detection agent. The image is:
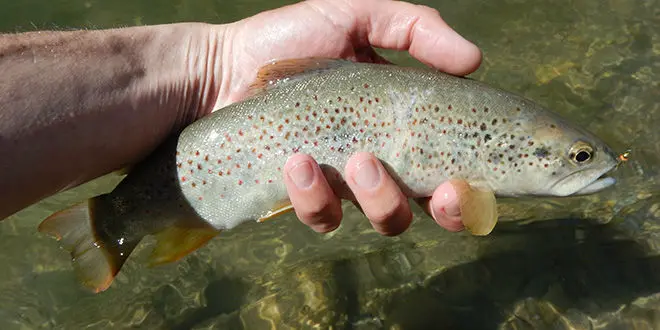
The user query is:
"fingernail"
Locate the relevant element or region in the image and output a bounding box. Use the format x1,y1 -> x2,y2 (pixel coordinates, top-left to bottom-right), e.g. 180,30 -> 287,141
354,159 -> 380,189
289,161 -> 314,189
431,182 -> 461,219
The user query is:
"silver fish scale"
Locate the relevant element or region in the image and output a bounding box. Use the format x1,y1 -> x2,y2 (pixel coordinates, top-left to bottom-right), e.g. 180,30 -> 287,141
174,62 -> 615,230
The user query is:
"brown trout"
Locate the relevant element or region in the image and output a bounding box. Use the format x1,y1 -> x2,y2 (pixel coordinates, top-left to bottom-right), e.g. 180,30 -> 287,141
39,58 -> 619,293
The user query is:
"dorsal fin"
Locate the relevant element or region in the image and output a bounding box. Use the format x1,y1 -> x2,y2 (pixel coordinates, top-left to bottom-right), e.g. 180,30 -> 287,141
247,58 -> 353,96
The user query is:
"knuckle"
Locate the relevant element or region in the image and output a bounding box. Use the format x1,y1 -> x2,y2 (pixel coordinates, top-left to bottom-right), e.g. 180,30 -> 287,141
416,4 -> 441,17
366,199 -> 406,225
297,196 -> 341,226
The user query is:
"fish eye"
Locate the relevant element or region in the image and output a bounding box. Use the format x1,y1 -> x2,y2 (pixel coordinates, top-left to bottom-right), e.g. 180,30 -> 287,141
569,142 -> 593,164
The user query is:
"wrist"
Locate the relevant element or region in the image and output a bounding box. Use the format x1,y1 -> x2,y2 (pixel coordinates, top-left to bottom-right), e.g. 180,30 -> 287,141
135,22 -> 227,130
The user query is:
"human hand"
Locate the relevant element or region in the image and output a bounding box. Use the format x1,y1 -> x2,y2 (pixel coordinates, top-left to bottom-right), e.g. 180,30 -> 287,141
215,0 -> 482,235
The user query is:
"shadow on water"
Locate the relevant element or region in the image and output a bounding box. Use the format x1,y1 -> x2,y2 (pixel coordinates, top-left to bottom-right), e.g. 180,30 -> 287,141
164,276 -> 249,330
328,218 -> 660,329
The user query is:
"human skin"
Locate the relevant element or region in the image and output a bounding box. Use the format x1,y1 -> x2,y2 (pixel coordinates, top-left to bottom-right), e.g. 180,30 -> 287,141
0,0 -> 481,235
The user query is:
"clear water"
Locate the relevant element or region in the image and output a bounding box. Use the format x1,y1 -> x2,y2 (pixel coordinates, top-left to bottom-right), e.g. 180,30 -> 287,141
1,0 -> 659,328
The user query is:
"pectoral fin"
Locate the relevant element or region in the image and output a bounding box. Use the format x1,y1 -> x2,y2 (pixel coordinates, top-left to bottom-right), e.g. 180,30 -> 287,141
454,181 -> 499,236
257,200 -> 294,223
149,225 -> 220,266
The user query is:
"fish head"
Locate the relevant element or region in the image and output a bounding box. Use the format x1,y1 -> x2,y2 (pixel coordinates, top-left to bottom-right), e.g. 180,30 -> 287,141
481,109 -> 619,198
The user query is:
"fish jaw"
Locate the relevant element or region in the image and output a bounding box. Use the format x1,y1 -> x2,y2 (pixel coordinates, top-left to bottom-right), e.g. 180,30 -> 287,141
546,163 -> 617,197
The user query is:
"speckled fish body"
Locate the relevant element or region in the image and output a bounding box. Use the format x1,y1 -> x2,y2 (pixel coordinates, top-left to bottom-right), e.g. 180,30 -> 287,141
177,59 -> 618,230
39,59 -> 619,293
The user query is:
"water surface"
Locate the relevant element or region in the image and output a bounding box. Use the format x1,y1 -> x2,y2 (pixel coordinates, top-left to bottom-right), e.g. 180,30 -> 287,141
1,0 -> 659,328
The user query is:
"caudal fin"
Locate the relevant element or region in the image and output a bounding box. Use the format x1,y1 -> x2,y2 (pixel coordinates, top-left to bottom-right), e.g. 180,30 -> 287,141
38,199 -> 137,293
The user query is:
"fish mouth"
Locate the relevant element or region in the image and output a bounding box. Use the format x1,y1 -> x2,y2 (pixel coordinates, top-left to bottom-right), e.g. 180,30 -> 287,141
549,165 -> 617,197
571,173 -> 616,195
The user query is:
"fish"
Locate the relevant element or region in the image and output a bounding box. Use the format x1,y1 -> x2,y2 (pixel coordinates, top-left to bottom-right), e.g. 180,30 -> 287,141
38,58 -> 619,293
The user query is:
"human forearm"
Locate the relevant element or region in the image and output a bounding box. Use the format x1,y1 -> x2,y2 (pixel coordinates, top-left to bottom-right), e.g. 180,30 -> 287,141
0,23 -> 223,218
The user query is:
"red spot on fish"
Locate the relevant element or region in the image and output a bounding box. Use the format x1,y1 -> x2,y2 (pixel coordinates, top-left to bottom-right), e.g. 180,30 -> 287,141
208,169 -> 213,174
257,153 -> 263,159
295,102 -> 300,107
198,196 -> 203,201
364,83 -> 369,88
197,164 -> 202,170
247,162 -> 252,169
313,141 -> 319,146
218,171 -> 223,176
236,164 -> 241,168
360,97 -> 364,103
457,119 -> 463,124
255,179 -> 260,184
187,160 -> 193,165
285,118 -> 290,124
238,180 -> 243,185
278,125 -> 283,132
181,176 -> 186,182
238,130 -> 244,136
448,105 -> 452,110
217,159 -> 222,164
268,179 -> 273,183
227,156 -> 232,160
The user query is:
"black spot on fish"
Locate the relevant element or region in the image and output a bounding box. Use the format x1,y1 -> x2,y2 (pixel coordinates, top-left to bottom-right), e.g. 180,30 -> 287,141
534,147 -> 550,159
484,134 -> 492,142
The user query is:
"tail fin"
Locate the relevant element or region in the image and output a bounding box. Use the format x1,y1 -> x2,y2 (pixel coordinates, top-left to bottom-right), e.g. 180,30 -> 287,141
38,199 -> 137,293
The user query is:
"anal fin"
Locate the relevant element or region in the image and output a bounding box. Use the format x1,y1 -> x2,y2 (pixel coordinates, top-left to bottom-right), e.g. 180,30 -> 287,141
149,225 -> 220,266
257,200 -> 294,223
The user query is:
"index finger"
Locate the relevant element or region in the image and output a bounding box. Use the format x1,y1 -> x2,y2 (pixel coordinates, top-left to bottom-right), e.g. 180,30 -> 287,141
335,0 -> 483,75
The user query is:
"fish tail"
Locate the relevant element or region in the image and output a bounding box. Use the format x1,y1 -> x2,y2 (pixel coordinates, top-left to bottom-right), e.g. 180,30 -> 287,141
38,198 -> 137,293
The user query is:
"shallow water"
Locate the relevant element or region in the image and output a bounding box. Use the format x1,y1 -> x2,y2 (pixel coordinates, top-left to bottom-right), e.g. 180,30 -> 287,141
1,0 -> 659,328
